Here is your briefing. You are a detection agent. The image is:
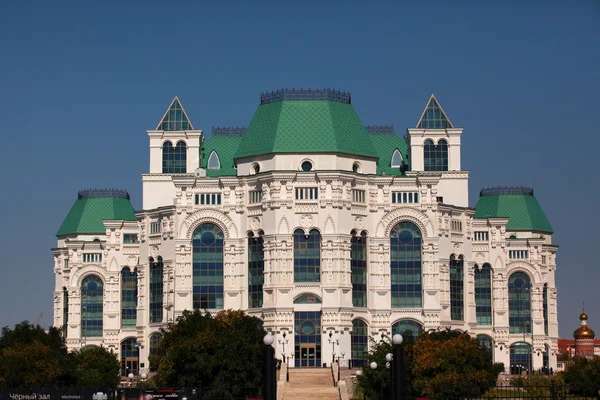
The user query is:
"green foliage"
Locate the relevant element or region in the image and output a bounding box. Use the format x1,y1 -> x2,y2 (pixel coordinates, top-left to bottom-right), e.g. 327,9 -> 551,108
150,310 -> 266,397
510,372 -> 569,400
560,356 -> 600,397
74,346 -> 120,388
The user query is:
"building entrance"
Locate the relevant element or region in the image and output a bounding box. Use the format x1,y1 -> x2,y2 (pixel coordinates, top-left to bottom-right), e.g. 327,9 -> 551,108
299,344 -> 317,366
294,311 -> 321,367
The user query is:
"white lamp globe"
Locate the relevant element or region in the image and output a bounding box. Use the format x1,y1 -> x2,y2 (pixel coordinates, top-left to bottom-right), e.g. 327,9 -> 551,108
263,333 -> 274,346
386,362 -> 390,369
370,362 -> 377,370
128,373 -> 134,379
356,370 -> 363,376
392,334 -> 404,345
141,373 -> 148,379
385,353 -> 393,362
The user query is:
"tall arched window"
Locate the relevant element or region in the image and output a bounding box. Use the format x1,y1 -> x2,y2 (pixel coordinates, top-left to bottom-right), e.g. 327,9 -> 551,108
351,319 -> 368,367
509,272 -> 532,334
392,320 -> 423,342
351,231 -> 367,307
149,257 -> 163,323
62,287 -> 69,337
248,232 -> 264,308
391,149 -> 403,168
510,342 -> 532,375
476,334 -> 493,355
543,283 -> 549,335
81,275 -> 103,337
294,229 -> 321,283
149,333 -> 162,355
121,267 -> 137,328
475,263 -> 492,325
162,141 -> 187,174
424,139 -> 448,171
450,255 -> 464,320
207,150 -> 220,169
193,223 -> 224,309
120,338 -> 139,376
390,222 -> 422,308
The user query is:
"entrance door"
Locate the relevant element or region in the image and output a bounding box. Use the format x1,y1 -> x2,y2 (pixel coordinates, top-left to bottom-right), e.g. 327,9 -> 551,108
300,344 -> 317,367
125,357 -> 138,376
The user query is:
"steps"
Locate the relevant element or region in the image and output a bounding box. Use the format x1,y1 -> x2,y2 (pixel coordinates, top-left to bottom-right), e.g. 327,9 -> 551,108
283,368 -> 339,400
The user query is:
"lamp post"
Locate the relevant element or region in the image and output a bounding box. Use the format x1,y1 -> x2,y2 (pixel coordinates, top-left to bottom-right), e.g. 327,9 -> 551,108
328,331 -> 339,365
356,370 -> 365,400
287,352 -> 294,382
392,334 -> 404,400
278,331 -> 289,363
262,333 -> 276,400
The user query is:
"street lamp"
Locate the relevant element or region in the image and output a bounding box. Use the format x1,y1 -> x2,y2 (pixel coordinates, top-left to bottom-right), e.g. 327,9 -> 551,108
392,334 -> 404,400
328,331 -> 339,365
287,352 -> 294,382
336,352 -> 345,384
355,370 -> 365,400
262,333 -> 276,400
278,331 -> 289,363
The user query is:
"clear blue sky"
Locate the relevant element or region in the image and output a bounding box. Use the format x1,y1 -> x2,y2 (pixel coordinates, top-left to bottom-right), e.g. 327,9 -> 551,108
1,1 -> 598,338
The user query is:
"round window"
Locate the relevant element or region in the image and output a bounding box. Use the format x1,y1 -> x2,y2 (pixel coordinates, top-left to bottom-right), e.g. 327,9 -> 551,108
301,320 -> 315,334
87,281 -> 98,291
399,230 -> 414,245
201,231 -> 216,246
301,161 -> 313,172
352,163 -> 360,173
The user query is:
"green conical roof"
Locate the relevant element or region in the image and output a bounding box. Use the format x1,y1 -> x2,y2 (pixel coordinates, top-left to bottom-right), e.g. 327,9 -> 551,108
235,89 -> 378,160
57,189 -> 137,237
473,187 -> 553,233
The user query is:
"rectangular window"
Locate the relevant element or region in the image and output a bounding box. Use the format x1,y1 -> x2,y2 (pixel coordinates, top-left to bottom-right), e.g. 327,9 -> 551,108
249,190 -> 263,204
474,231 -> 489,241
123,234 -> 139,244
295,187 -> 318,200
194,193 -> 222,205
352,189 -> 365,203
64,259 -> 69,269
150,222 -> 161,234
436,196 -> 444,203
509,250 -> 529,259
83,253 -> 102,263
391,191 -> 419,204
451,220 -> 462,232
541,255 -> 547,264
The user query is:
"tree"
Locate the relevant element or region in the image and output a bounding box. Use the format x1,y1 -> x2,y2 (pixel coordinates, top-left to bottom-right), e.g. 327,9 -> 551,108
149,310 -> 266,398
560,356 -> 600,397
74,346 -> 120,388
411,330 -> 504,400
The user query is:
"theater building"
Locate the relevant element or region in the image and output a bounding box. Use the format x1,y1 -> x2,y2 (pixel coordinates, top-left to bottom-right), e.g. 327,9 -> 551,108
52,89 -> 559,375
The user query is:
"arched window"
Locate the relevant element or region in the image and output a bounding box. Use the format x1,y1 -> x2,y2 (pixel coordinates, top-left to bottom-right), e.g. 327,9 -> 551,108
121,267 -> 137,328
392,320 -> 423,342
248,232 -> 264,308
62,287 -> 69,337
149,258 -> 163,323
81,275 -> 103,338
120,338 -> 139,376
476,334 -> 493,355
424,139 -> 448,171
294,229 -> 321,283
351,319 -> 368,367
543,345 -> 549,373
509,272 -> 532,334
207,150 -> 220,169
391,149 -> 403,168
450,255 -> 464,320
294,294 -> 322,304
351,231 -> 367,307
390,222 -> 422,308
149,333 -> 162,355
193,223 -> 224,309
475,264 -> 492,325
543,283 -> 549,335
162,141 -> 187,174
510,342 -> 532,375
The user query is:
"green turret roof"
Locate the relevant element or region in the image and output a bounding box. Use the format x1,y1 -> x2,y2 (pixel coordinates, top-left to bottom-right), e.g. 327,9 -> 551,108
234,89 -> 378,160
56,190 -> 137,237
473,187 -> 553,233
366,126 -> 409,176
201,132 -> 244,177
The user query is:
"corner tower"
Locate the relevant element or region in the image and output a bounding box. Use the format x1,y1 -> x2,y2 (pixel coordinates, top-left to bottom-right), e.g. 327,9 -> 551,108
144,97 -> 203,209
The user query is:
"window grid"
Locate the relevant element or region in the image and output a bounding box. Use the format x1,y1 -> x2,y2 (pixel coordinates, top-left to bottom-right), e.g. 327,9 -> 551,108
352,189 -> 365,203
351,233 -> 367,307
159,100 -> 191,131
81,275 -> 103,338
477,334 -> 493,355
150,222 -> 161,234
392,320 -> 423,342
248,234 -> 264,308
351,320 -> 368,367
295,187 -> 318,200
294,312 -> 321,368
509,272 -> 532,334
510,342 -> 532,375
149,260 -> 163,323
123,234 -> 139,244
249,190 -> 263,204
391,192 -> 419,204
450,255 -> 464,321
162,141 -> 187,174
475,264 -> 492,325
121,268 -> 137,328
474,231 -> 489,241
451,220 -> 462,232
294,294 -> 322,304
83,253 -> 102,263
193,223 -> 224,309
424,139 -> 448,171
149,333 -> 162,355
120,338 -> 139,376
391,222 -> 422,308
509,250 -> 529,259
541,255 -> 547,264
294,229 -> 321,283
194,193 -> 222,205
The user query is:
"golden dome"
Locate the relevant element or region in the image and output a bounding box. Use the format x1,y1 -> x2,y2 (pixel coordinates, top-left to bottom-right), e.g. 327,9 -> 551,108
580,311 -> 588,321
573,325 -> 595,339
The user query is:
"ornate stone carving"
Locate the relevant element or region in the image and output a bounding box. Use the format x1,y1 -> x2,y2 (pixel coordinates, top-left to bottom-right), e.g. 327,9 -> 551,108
375,207 -> 434,238
250,217 -> 261,231
354,216 -> 364,230
179,209 -> 238,239
300,214 -> 313,228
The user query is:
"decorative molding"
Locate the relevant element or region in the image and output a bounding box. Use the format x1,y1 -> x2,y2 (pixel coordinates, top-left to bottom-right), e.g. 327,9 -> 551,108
376,207 -> 434,238
71,264 -> 106,286
278,216 -> 290,235
180,209 -> 238,239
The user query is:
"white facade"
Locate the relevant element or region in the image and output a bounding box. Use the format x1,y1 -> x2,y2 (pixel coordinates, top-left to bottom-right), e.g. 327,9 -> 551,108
53,93 -> 559,376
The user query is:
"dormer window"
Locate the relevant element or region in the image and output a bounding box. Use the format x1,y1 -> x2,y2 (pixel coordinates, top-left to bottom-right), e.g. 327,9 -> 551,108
207,150 -> 220,169
391,149 -> 403,168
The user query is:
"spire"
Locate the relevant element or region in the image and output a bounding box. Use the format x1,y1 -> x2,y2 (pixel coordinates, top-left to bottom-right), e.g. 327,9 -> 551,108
417,94 -> 454,129
156,96 -> 194,131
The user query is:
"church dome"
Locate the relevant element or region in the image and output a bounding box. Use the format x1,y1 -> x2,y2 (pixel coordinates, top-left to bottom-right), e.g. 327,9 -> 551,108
573,310 -> 595,339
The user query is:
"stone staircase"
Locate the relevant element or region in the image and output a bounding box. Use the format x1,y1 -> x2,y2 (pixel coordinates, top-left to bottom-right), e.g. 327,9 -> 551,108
282,368 -> 339,400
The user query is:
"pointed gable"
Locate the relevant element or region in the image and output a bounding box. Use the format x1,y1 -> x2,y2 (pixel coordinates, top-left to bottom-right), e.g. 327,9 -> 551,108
417,94 -> 454,129
156,96 -> 194,131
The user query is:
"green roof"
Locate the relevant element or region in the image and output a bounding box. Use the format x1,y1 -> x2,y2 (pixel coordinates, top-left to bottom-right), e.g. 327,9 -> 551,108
57,190 -> 137,236
201,135 -> 244,177
235,99 -> 379,160
473,188 -> 553,233
368,133 -> 409,176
